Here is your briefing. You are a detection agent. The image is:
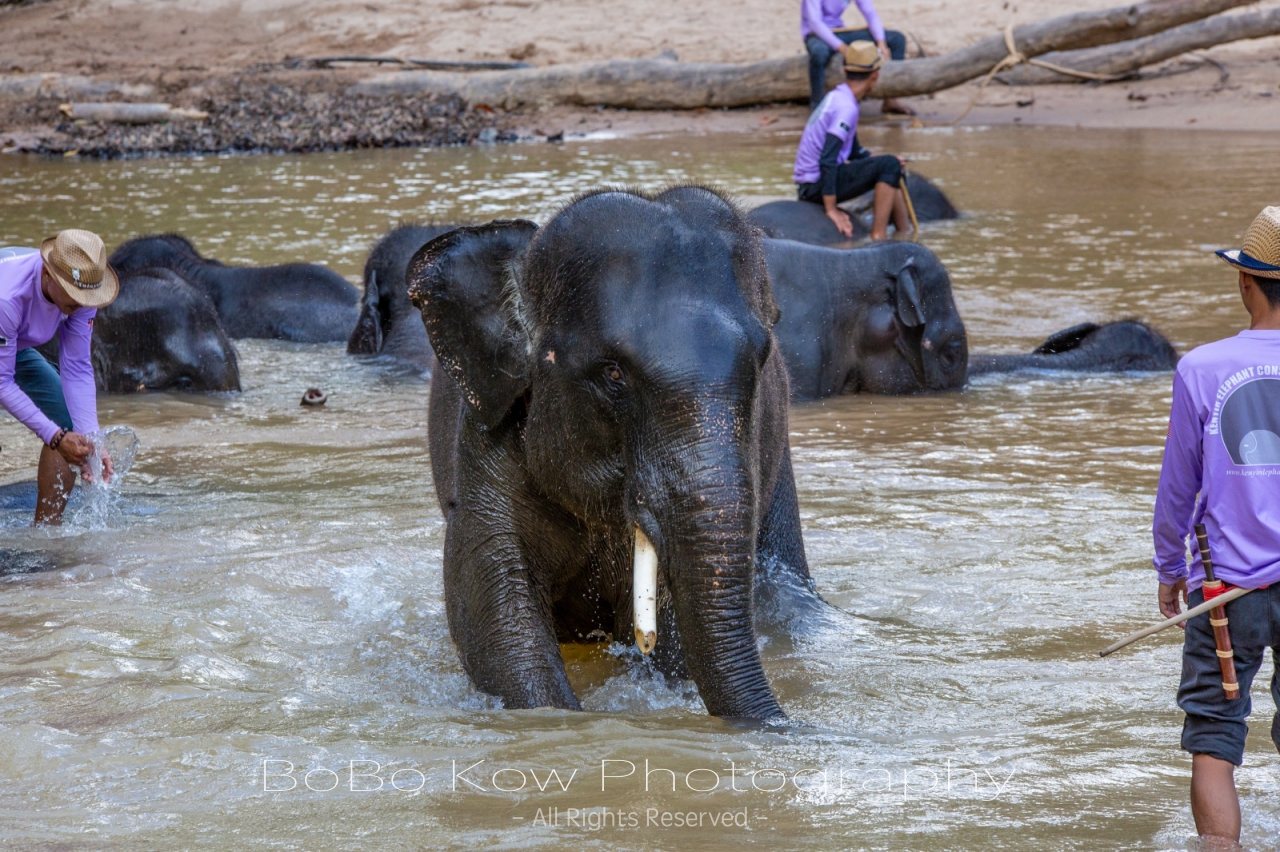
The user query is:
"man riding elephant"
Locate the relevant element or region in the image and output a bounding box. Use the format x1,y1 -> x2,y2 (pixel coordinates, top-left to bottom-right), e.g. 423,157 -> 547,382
794,41 -> 912,242
0,232 -> 119,525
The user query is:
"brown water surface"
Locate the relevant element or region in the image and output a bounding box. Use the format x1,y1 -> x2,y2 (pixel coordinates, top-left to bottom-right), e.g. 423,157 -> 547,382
1,126 -> 1277,850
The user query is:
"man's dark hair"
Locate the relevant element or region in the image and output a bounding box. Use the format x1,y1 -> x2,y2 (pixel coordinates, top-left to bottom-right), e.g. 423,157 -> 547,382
845,70 -> 874,82
1253,273 -> 1280,307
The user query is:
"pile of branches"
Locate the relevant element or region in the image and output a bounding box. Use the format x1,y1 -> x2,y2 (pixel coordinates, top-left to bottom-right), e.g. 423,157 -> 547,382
37,79 -> 513,158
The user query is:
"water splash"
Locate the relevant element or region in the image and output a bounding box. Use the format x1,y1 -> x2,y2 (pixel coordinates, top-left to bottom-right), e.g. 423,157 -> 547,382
67,426 -> 140,529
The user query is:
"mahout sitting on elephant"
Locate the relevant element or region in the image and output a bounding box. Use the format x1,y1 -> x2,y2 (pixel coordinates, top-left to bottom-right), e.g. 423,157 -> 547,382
749,174 -> 958,247
38,267 -> 240,393
765,238 -> 1178,400
409,187 -> 816,721
348,223 -> 461,372
110,234 -> 358,343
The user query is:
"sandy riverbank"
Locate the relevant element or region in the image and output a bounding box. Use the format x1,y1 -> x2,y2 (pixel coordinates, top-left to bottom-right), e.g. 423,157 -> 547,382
1,0 -> 1278,156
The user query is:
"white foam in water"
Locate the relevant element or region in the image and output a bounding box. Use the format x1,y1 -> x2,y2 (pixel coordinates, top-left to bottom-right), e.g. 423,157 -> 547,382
68,426 -> 141,529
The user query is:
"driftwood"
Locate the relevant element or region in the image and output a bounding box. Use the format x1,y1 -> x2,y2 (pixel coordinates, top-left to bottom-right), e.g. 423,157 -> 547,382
285,56 -> 532,71
998,6 -> 1280,84
351,0 -> 1257,109
58,103 -> 208,124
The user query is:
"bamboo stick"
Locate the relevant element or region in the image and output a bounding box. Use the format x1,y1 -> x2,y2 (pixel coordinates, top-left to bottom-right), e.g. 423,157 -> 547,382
1099,584 -> 1252,657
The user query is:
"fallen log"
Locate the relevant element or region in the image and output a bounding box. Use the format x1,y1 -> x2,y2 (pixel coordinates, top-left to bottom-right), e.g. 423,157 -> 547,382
997,6 -> 1280,85
350,0 -> 1257,108
58,103 -> 209,124
285,56 -> 532,71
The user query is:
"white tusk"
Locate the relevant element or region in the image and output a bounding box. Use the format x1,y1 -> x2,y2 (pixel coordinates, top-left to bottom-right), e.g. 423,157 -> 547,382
633,527 -> 658,655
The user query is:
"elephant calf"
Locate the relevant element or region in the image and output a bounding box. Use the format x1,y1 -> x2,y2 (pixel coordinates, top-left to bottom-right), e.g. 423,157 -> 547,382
766,238 -> 1178,399
348,223 -> 462,372
110,234 -> 359,343
410,187 -> 816,721
38,267 -> 240,394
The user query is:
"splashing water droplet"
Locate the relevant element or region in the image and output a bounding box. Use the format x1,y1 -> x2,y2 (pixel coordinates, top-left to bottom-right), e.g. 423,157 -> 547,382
67,426 -> 141,529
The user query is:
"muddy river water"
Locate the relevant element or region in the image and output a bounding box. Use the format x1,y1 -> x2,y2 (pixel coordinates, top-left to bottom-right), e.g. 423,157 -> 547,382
1,126 -> 1277,851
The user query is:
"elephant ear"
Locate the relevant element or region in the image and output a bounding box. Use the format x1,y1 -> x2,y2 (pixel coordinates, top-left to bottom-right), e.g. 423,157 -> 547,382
347,270 -> 384,355
1033,322 -> 1100,355
408,220 -> 539,430
889,257 -> 925,329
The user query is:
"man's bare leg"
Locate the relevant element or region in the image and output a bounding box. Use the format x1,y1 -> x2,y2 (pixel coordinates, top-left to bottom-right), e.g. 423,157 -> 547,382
35,444 -> 75,525
870,182 -> 896,241
892,188 -> 911,235
1191,754 -> 1241,846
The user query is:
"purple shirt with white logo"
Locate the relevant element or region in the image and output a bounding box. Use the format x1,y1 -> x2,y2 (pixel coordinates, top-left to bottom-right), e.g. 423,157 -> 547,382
793,84 -> 859,185
0,250 -> 99,444
1153,329 -> 1280,591
801,0 -> 886,50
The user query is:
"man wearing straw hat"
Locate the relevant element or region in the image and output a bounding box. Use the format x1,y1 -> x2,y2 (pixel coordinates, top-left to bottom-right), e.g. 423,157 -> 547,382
0,230 -> 120,525
1152,206 -> 1280,847
793,40 -> 912,242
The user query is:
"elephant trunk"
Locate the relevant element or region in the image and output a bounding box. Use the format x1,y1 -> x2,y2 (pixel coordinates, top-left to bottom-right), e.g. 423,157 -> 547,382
651,442 -> 783,722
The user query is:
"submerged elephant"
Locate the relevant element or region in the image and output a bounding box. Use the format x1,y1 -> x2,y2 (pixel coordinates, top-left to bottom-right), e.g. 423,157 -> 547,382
968,320 -> 1180,376
110,235 -> 359,343
749,174 -> 958,247
38,268 -> 240,393
765,238 -> 1178,399
410,187 -> 814,721
348,223 -> 460,372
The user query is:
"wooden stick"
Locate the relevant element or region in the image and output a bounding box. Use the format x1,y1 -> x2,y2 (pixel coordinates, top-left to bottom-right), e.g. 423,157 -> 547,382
1099,584 -> 1251,657
899,175 -> 920,241
1195,523 -> 1241,700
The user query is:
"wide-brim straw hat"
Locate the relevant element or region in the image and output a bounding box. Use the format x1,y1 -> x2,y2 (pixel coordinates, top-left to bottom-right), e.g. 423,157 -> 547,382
844,40 -> 884,74
1216,206 -> 1280,280
39,228 -> 119,308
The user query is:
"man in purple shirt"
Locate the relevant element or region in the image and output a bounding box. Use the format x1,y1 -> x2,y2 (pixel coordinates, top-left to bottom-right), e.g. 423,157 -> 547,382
1152,206 -> 1280,847
0,229 -> 119,524
793,41 -> 910,242
801,0 -> 913,115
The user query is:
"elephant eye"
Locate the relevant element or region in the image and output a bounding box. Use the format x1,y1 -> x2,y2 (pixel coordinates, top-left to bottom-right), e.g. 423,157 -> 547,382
603,363 -> 625,384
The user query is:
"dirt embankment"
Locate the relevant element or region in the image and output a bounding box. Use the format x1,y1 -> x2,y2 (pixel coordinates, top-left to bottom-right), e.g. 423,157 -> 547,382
1,0 -> 1278,157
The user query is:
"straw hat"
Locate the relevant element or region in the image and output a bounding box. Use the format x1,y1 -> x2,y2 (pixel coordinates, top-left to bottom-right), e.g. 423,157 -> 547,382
1216,206 -> 1280,280
844,40 -> 884,74
38,229 -> 119,308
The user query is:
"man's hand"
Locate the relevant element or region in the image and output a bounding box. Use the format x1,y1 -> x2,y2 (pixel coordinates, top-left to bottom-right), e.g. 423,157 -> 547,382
1159,579 -> 1189,626
877,40 -> 891,62
96,452 -> 114,484
57,431 -> 93,467
837,42 -> 851,57
824,198 -> 854,238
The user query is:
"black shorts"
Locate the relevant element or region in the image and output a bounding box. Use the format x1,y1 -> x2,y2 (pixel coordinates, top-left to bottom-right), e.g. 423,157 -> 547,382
1178,584 -> 1280,766
796,155 -> 903,204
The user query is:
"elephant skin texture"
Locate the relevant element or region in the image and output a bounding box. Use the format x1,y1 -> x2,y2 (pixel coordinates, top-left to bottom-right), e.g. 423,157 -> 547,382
110,234 -> 359,343
767,238 -> 968,398
409,187 -> 816,722
37,267 -> 240,394
766,239 -> 1179,398
968,321 -> 1180,375
748,173 -> 959,248
348,223 -> 462,373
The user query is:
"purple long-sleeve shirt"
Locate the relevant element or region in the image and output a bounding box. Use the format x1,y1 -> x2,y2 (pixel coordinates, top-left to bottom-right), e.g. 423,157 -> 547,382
1152,329 -> 1280,591
0,250 -> 99,444
801,0 -> 886,51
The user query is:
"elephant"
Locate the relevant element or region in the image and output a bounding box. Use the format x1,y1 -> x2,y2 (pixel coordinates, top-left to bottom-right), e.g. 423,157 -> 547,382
765,238 -> 1178,400
109,234 -> 359,343
748,173 -> 959,247
347,223 -> 461,372
36,268 -> 240,393
410,186 -> 815,721
968,320 -> 1180,376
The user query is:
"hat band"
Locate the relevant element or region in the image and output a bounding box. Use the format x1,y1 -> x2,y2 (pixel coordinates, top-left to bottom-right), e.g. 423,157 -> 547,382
1237,250 -> 1280,273
65,266 -> 103,289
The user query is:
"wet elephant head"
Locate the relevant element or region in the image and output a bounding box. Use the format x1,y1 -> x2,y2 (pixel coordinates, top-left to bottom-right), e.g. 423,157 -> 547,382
410,187 -> 795,721
92,268 -> 240,393
767,239 -> 968,399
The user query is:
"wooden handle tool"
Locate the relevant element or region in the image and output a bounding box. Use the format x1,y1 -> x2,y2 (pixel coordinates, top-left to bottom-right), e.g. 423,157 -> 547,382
1194,523 -> 1240,700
